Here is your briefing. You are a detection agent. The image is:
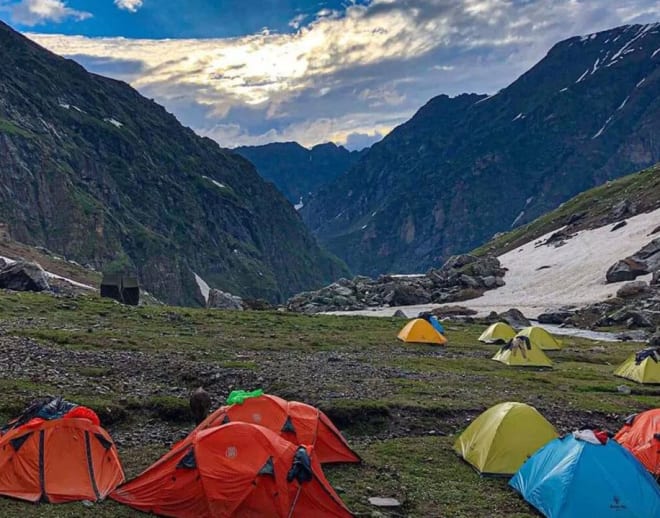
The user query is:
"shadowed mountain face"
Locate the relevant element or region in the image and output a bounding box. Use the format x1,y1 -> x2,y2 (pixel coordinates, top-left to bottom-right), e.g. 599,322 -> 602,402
234,142 -> 365,206
0,21 -> 347,305
302,23 -> 660,276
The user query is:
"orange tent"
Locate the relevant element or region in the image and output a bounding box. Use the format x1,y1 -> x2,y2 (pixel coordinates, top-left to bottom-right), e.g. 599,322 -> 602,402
615,409 -> 660,475
397,319 -> 447,345
111,422 -> 352,518
192,394 -> 360,464
0,418 -> 124,503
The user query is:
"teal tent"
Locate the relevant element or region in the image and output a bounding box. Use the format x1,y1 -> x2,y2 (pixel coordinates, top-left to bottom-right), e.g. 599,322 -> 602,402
510,433 -> 660,517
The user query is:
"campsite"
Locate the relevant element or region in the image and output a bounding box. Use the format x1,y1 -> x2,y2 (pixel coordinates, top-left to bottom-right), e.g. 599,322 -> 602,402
0,290 -> 658,517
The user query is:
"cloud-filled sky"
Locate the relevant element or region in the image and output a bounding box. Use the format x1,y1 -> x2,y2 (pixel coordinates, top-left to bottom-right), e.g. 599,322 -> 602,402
0,0 -> 658,149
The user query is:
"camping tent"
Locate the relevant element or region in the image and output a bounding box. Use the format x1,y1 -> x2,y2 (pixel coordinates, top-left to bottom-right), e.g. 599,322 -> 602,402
492,338 -> 552,367
478,323 -> 516,344
615,409 -> 660,476
191,394 -> 360,464
510,432 -> 660,517
0,417 -> 124,503
614,347 -> 660,384
397,318 -> 447,345
516,326 -> 562,350
111,422 -> 352,518
453,402 -> 558,475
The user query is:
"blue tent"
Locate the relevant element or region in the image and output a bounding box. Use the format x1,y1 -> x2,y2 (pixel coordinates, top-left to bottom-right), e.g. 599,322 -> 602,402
428,315 -> 445,335
510,434 -> 660,518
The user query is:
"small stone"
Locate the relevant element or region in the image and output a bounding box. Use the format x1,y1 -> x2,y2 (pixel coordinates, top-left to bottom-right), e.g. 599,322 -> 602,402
368,497 -> 401,507
616,385 -> 631,395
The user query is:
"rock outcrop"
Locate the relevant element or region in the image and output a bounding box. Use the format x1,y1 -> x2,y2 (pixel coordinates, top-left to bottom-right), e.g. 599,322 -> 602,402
287,254 -> 505,313
207,289 -> 244,310
606,238 -> 660,283
0,261 -> 49,292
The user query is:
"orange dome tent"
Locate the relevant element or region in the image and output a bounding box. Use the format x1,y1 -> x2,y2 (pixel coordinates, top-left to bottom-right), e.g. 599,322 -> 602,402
111,422 -> 352,518
0,416 -> 124,503
192,394 -> 360,464
397,318 -> 447,345
615,409 -> 660,476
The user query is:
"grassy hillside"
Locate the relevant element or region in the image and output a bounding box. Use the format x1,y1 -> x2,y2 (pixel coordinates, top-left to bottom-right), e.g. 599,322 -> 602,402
0,290 -> 654,516
474,162 -> 660,258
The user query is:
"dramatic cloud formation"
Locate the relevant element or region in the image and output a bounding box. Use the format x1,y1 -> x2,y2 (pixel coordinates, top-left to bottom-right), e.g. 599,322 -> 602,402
3,0 -> 90,26
114,0 -> 143,13
25,0 -> 660,148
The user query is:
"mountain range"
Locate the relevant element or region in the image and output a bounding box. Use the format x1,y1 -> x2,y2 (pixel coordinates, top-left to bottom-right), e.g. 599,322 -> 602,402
234,142 -> 364,208
0,21 -> 346,305
301,23 -> 660,276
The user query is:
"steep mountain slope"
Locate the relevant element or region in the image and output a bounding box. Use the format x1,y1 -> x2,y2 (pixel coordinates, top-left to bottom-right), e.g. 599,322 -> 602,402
0,22 -> 347,305
302,23 -> 660,276
234,142 -> 364,206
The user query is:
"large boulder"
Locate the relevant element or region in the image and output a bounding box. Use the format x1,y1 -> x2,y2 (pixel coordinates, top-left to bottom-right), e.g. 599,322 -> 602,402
0,261 -> 49,292
497,308 -> 531,328
606,258 -> 648,283
537,309 -> 574,324
616,281 -> 650,298
635,238 -> 660,272
207,289 -> 244,310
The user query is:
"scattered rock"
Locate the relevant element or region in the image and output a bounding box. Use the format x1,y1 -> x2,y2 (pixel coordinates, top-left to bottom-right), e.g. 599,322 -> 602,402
497,308 -> 531,328
606,258 -> 648,283
538,310 -> 574,324
206,289 -> 244,310
649,330 -> 660,347
616,281 -> 649,298
616,385 -> 631,395
392,309 -> 408,318
368,497 -> 401,507
287,255 -> 505,313
610,221 -> 627,231
0,260 -> 49,292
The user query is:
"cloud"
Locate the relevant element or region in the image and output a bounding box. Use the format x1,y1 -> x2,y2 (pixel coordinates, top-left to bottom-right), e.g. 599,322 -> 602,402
345,131 -> 384,150
6,0 -> 91,26
24,0 -> 660,148
114,0 -> 143,13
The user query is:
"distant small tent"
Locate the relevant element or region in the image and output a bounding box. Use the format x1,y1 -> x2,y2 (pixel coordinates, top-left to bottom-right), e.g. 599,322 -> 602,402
190,394 -> 360,464
478,323 -> 516,344
492,337 -> 552,367
510,432 -> 660,518
615,409 -> 660,475
516,326 -> 562,350
397,318 -> 447,345
614,347 -> 660,384
453,402 -> 558,475
100,274 -> 140,306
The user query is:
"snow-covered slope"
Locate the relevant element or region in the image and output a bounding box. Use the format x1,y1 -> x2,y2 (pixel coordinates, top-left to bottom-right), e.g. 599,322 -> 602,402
328,207 -> 660,319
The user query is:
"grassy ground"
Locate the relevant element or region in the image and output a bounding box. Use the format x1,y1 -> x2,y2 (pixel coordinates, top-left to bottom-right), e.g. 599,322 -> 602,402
0,291 -> 654,517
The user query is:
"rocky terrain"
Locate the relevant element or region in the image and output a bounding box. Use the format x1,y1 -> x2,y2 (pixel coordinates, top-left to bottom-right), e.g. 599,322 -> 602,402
0,21 -> 346,306
302,23 -> 660,276
287,254 -> 505,313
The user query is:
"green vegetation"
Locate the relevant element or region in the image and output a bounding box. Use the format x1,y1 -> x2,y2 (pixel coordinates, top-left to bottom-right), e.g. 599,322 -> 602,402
0,117 -> 33,138
0,291 -> 653,516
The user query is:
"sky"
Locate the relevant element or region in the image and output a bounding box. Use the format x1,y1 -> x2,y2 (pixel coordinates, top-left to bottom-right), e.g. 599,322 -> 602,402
0,1 -> 658,150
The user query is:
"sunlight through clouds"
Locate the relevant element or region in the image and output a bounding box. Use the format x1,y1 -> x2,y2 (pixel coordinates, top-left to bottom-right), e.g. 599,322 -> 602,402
24,0 -> 660,148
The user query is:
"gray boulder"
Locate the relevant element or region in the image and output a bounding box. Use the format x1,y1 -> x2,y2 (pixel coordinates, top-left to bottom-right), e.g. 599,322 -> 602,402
635,238 -> 660,272
207,289 -> 244,310
0,261 -> 49,292
652,271 -> 660,286
616,281 -> 650,298
497,308 -> 531,328
649,330 -> 660,347
538,310 -> 574,324
606,258 -> 648,283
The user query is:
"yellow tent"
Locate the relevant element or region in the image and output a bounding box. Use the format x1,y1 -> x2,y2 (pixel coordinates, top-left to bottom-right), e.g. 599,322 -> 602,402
478,322 -> 516,344
516,326 -> 562,350
453,402 -> 558,475
492,337 -> 552,367
397,318 -> 447,345
614,348 -> 660,384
